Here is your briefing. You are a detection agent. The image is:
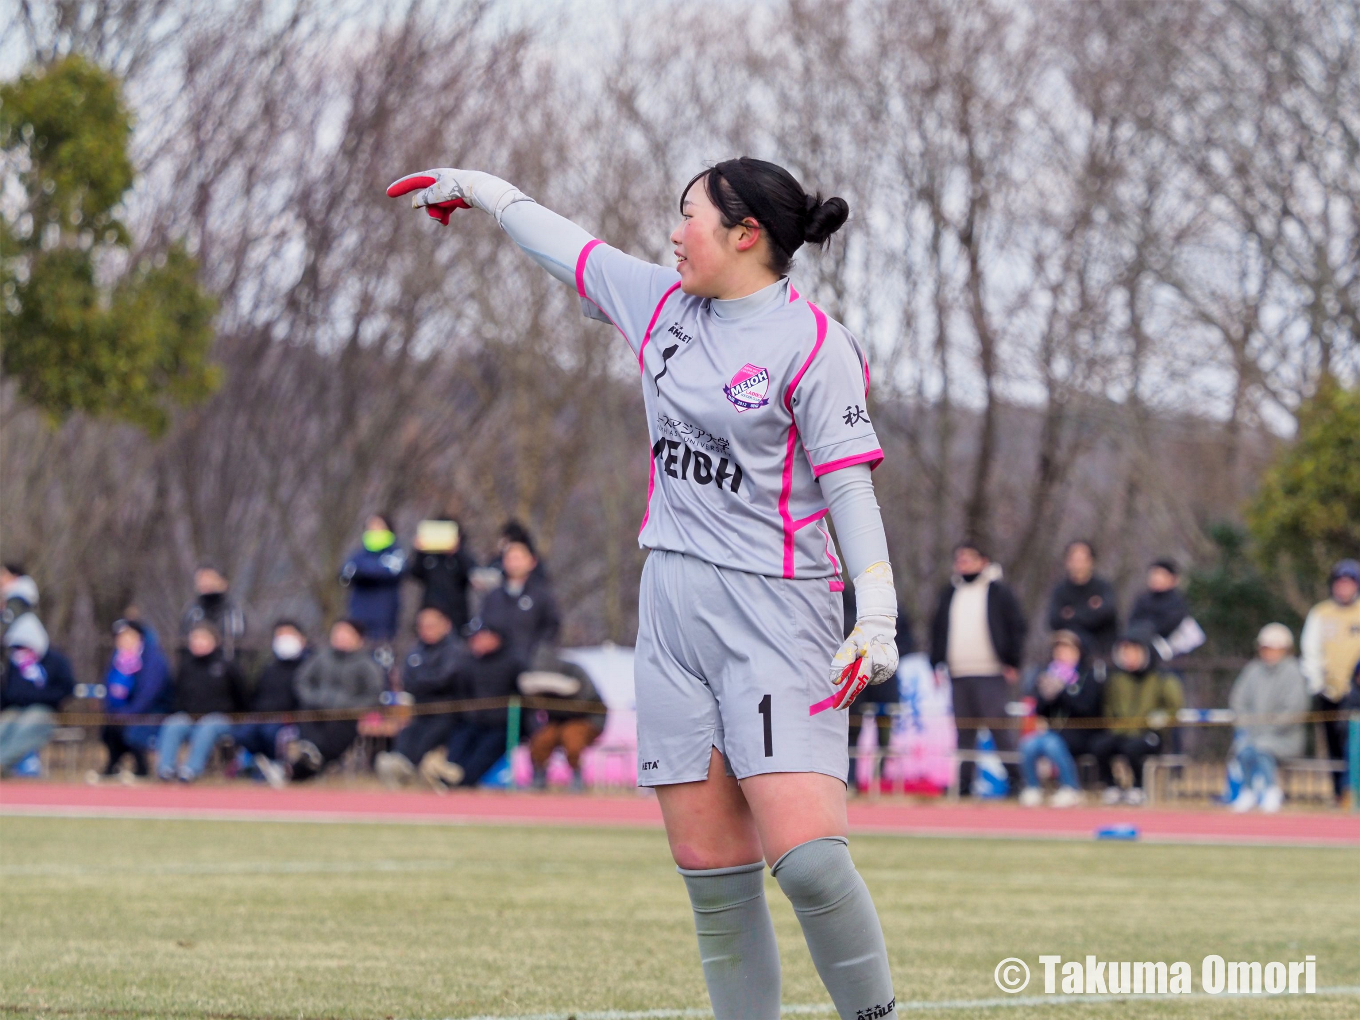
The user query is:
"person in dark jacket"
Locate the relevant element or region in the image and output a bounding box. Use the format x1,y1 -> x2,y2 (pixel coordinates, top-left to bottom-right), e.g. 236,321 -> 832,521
1129,559 -> 1190,641
930,542 -> 1028,794
1018,631 -> 1104,807
519,647 -> 606,791
475,537 -> 560,668
287,619 -> 385,781
374,607 -> 463,787
156,623 -> 248,782
179,565 -> 247,661
1,613 -> 76,774
408,519 -> 477,633
1047,540 -> 1119,660
231,619 -> 308,787
99,619 -> 174,778
421,622 -> 522,790
339,513 -> 406,642
1,565 -> 39,643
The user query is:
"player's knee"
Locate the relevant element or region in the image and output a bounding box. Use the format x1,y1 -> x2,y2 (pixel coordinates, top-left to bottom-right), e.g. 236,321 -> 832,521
771,836 -> 861,909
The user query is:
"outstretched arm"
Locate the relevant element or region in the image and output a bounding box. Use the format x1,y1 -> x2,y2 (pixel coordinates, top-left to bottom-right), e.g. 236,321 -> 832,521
388,168 -> 680,351
387,169 -> 591,287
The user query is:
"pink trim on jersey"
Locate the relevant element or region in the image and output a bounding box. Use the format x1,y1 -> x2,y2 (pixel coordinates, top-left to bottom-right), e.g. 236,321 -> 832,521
778,302 -> 830,577
819,519 -> 843,579
812,448 -> 885,478
637,282 -> 682,371
788,284 -> 800,302
637,282 -> 683,534
574,239 -> 603,298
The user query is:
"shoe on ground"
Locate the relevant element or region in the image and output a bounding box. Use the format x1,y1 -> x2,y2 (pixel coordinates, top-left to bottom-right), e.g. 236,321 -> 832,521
1018,787 -> 1044,808
531,768 -> 548,791
1259,786 -> 1283,813
1100,786 -> 1124,806
1049,787 -> 1083,809
255,755 -> 288,790
418,750 -> 464,793
375,751 -> 416,789
84,769 -> 103,786
176,767 -> 196,783
286,740 -> 323,772
569,771 -> 586,793
1124,787 -> 1146,806
1230,789 -> 1258,812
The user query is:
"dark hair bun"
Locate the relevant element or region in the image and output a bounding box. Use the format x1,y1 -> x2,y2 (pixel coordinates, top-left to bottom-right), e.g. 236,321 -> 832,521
804,195 -> 849,245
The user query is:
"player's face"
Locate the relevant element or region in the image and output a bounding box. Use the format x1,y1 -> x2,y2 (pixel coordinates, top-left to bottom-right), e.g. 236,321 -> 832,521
671,182 -> 759,298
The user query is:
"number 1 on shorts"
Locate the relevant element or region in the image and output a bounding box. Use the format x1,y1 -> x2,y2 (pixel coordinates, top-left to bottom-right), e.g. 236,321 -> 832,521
758,694 -> 773,757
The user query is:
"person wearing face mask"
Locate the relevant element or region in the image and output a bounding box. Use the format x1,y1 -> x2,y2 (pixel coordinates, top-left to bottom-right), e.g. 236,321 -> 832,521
1,613 -> 75,775
98,619 -> 173,780
231,620 -> 309,788
179,564 -> 247,662
156,623 -> 248,782
339,513 -> 407,644
929,541 -> 1028,795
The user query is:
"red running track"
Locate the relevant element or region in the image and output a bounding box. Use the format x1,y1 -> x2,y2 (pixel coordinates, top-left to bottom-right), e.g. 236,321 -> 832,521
2,781 -> 1357,846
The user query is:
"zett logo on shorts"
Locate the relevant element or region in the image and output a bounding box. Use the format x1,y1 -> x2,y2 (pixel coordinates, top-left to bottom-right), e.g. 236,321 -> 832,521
723,363 -> 770,412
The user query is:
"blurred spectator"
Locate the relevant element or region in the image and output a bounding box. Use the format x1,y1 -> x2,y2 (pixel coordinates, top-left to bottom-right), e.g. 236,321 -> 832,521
1091,629 -> 1184,805
375,607 -> 462,788
1047,540 -> 1118,661
1018,631 -> 1103,808
1227,623 -> 1309,814
1300,559 -> 1360,800
339,513 -> 406,643
2,564 -> 39,640
497,520 -> 549,581
287,619 -> 384,781
476,536 -> 560,668
929,541 -> 1027,794
179,565 -> 247,662
156,623 -> 248,782
231,619 -> 308,788
98,620 -> 173,779
408,518 -> 477,632
1,613 -> 75,775
420,622 -> 521,790
1128,559 -> 1205,662
519,647 -> 605,791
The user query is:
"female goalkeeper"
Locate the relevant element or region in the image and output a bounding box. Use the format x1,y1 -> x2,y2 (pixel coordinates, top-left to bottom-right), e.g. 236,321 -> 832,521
389,158 -> 899,1020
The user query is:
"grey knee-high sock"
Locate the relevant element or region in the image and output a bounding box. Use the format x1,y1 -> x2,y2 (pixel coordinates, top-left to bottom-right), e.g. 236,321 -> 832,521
773,836 -> 895,1020
678,862 -> 781,1020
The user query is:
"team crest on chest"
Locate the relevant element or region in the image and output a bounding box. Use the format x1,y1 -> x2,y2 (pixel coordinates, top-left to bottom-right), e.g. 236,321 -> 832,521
723,363 -> 771,413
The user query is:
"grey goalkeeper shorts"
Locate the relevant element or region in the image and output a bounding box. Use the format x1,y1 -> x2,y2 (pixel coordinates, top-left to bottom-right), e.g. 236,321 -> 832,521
634,549 -> 849,787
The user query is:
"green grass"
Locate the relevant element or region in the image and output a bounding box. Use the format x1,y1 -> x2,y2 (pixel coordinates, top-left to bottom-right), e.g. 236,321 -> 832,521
0,815 -> 1356,1019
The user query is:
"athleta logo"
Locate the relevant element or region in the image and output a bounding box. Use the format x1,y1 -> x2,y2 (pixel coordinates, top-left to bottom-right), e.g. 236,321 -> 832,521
856,1000 -> 895,1020
641,760 -> 659,771
651,438 -> 744,493
666,322 -> 693,344
723,363 -> 770,412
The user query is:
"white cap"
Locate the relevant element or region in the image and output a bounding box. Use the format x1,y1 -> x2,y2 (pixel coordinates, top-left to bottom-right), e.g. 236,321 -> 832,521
1256,623 -> 1294,650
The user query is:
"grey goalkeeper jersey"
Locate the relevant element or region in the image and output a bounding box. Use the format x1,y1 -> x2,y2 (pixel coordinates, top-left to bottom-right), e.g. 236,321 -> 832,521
575,240 -> 883,582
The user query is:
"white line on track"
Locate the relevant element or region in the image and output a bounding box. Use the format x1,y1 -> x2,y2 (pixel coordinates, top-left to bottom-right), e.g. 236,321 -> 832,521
420,987 -> 1360,1020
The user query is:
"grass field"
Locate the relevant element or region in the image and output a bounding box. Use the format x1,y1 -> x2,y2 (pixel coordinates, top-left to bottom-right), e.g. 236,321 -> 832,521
0,815 -> 1357,1020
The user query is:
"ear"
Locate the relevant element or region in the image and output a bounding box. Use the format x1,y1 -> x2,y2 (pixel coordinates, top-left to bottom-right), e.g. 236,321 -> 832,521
733,218 -> 762,253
